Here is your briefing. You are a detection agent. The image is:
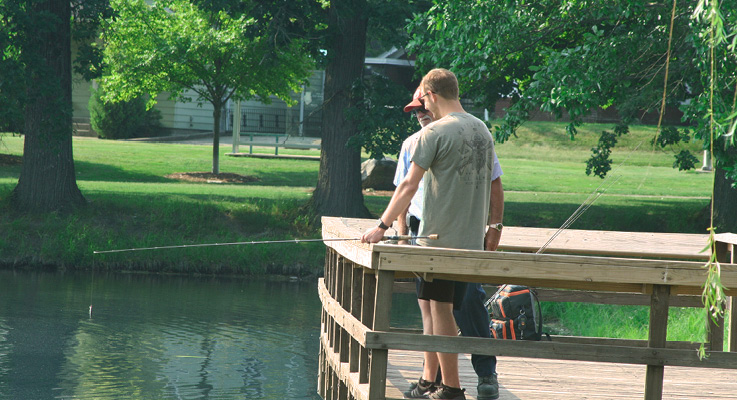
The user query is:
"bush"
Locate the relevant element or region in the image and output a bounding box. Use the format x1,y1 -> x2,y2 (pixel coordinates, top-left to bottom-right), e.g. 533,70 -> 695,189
89,87 -> 162,139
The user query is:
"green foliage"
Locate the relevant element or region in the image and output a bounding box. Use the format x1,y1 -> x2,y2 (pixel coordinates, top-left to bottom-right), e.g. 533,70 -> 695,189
71,0 -> 113,81
89,86 -> 162,139
673,150 -> 700,171
408,0 -> 737,179
652,126 -> 692,148
684,0 -> 737,184
100,0 -> 315,172
0,2 -> 25,134
585,124 -> 628,178
0,0 -> 112,133
346,75 -> 418,158
541,302 -> 708,342
101,0 -> 313,107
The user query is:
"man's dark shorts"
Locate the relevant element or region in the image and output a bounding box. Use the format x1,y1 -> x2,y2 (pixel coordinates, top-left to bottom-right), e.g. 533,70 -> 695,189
418,278 -> 467,309
410,216 -> 467,308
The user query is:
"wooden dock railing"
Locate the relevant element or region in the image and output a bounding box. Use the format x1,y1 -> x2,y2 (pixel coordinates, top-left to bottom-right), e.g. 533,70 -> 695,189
317,217 -> 737,400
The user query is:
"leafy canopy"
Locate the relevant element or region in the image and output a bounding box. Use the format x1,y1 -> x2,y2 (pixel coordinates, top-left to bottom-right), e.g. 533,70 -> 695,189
408,0 -> 736,179
346,74 -> 419,159
101,0 -> 314,109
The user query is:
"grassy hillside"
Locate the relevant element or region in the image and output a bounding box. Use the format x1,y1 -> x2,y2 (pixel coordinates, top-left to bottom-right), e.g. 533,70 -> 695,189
0,121 -> 713,274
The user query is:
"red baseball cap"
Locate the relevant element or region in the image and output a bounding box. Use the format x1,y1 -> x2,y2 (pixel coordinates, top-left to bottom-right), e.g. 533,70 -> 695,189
403,86 -> 424,112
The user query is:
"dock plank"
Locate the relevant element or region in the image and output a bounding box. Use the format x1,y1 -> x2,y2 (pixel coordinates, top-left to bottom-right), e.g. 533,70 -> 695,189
385,350 -> 737,400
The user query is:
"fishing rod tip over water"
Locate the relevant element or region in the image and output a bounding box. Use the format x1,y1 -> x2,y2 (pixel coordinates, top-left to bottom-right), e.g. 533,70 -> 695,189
92,233 -> 439,254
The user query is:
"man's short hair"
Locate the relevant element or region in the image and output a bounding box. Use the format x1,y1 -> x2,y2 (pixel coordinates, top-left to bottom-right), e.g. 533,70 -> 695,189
421,68 -> 459,100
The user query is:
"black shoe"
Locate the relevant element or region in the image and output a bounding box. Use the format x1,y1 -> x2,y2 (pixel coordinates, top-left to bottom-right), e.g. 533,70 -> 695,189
428,384 -> 466,400
404,378 -> 436,398
477,373 -> 499,400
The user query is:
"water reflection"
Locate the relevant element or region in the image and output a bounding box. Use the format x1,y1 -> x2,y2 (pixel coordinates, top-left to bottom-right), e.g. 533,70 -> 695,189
0,318 -> 9,396
0,271 -> 322,399
0,270 -> 423,400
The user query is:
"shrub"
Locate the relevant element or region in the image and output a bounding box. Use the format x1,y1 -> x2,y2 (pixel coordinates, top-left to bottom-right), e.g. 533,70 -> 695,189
89,86 -> 162,139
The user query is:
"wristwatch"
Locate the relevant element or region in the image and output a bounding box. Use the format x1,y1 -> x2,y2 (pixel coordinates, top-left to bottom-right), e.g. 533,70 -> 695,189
378,219 -> 390,230
488,222 -> 504,231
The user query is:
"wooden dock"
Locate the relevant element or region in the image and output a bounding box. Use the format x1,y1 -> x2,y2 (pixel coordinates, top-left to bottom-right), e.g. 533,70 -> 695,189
318,217 -> 737,400
385,351 -> 737,399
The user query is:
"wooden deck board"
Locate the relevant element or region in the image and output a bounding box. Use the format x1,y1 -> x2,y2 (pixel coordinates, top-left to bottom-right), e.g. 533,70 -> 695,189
385,350 -> 737,400
324,218 -> 712,261
498,227 -> 710,261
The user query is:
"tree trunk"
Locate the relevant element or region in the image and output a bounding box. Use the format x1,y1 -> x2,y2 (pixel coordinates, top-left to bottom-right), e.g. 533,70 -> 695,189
713,166 -> 737,234
308,0 -> 371,221
212,104 -> 222,174
11,0 -> 85,212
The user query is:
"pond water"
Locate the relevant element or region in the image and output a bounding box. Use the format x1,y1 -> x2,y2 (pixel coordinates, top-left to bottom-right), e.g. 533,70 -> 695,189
0,270 -> 422,399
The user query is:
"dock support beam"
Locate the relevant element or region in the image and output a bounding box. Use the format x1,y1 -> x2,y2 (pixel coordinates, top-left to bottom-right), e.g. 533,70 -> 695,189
645,284 -> 670,400
367,269 -> 394,399
715,236 -> 736,352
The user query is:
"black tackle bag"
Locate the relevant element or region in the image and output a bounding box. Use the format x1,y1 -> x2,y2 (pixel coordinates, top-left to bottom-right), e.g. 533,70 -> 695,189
486,284 -> 545,341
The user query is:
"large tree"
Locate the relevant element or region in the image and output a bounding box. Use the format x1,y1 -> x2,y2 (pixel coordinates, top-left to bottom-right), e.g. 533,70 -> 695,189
100,0 -> 314,174
308,0 -> 371,219
306,0 -> 427,220
1,0 -> 86,212
408,0 -> 737,232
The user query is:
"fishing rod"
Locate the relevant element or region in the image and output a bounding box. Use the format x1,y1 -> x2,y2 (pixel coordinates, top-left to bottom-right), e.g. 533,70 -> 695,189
93,234 -> 439,254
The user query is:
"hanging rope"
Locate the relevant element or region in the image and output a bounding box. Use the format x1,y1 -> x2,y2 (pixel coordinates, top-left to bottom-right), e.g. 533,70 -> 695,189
657,0 -> 678,132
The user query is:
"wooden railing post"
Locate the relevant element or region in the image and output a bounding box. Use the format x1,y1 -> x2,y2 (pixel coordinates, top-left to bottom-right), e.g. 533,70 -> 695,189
729,297 -> 737,353
645,284 -> 670,400
707,314 -> 725,351
359,269 -> 376,384
367,269 -> 394,400
340,259 -> 352,364
321,248 -> 336,400
350,265 -> 362,373
333,256 -> 344,357
714,237 -> 736,352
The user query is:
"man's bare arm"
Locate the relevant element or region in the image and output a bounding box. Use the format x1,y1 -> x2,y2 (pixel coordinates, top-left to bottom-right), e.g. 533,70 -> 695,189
396,205 -> 411,245
485,177 -> 504,251
362,163 -> 425,244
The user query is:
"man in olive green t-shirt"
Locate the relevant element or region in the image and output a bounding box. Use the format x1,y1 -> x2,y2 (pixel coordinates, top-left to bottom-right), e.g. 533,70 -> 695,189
362,68 -> 495,400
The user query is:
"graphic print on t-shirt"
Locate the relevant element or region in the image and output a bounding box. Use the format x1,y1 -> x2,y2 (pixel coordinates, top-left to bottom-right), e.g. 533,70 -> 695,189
459,125 -> 493,186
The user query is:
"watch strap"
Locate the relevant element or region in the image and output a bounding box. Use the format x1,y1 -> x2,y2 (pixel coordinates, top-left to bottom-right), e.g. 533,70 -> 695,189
488,223 -> 503,231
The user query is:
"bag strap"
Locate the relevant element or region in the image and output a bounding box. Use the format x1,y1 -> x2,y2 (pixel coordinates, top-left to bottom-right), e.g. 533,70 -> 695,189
530,288 -> 552,341
484,284 -> 506,310
529,288 -> 541,335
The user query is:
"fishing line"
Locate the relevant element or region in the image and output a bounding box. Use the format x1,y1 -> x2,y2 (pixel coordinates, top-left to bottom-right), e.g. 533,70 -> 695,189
537,139 -> 648,255
538,0 -> 678,254
88,264 -> 94,317
93,234 -> 439,254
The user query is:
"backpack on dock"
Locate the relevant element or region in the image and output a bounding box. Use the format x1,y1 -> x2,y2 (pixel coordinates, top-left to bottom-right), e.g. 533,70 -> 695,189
486,284 -> 546,341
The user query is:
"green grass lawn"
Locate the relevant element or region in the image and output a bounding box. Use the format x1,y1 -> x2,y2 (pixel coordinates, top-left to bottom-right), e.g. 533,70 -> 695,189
0,135 -> 324,275
0,122 -> 714,272
0,121 -> 720,342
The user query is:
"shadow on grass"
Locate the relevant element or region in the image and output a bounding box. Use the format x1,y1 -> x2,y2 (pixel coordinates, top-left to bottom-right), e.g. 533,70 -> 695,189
74,160 -> 177,183
73,158 -> 318,187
